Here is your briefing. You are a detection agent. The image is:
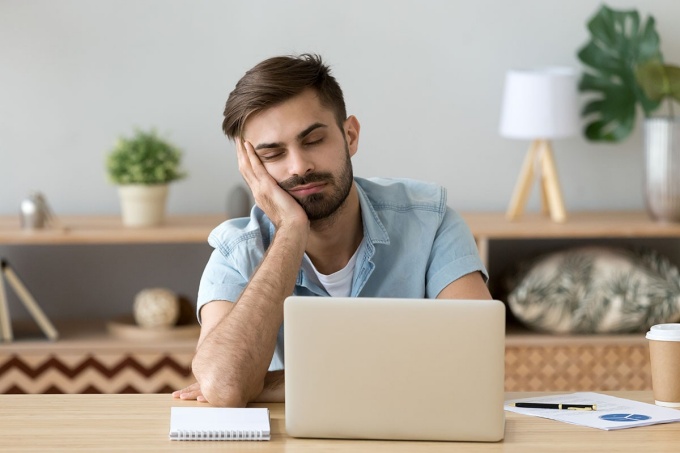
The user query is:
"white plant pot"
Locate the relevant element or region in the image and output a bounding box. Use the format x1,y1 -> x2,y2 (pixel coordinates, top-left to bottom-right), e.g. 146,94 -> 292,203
117,184 -> 169,227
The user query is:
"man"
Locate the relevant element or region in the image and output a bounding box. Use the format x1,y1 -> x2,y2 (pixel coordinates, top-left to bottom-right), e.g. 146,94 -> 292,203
173,54 -> 491,407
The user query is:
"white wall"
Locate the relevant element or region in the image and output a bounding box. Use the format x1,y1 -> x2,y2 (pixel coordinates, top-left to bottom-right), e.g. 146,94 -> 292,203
3,0 -> 680,217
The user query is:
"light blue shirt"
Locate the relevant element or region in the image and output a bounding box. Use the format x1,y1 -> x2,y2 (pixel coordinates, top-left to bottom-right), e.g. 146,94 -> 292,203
197,177 -> 487,370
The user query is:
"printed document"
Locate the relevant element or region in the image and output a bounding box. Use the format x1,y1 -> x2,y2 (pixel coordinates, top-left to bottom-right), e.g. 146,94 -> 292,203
505,392 -> 680,430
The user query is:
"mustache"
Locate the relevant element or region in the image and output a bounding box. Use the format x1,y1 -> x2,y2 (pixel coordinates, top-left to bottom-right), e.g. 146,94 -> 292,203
279,172 -> 334,191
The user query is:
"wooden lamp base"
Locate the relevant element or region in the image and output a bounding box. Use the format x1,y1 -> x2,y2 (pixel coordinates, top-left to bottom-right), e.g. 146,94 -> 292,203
506,139 -> 567,223
0,259 -> 59,342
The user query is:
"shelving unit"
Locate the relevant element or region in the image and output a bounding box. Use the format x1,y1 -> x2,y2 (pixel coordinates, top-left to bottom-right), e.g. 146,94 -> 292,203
461,211 -> 677,392
0,212 -> 668,393
0,319 -> 197,394
0,215 -> 222,394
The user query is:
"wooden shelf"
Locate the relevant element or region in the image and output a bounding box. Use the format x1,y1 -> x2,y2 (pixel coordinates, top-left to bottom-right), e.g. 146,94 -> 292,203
0,214 -> 226,245
0,319 -> 198,353
504,324 -> 646,347
461,211 -> 680,240
0,319 -> 197,394
0,318 -> 644,350
3,211 -> 674,246
461,211 -> 680,269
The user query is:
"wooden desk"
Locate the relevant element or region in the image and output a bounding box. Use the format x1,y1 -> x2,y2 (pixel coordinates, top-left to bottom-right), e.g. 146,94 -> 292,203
0,392 -> 677,452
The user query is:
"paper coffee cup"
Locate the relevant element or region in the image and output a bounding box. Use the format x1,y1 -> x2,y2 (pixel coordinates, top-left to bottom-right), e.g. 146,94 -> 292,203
646,324 -> 680,407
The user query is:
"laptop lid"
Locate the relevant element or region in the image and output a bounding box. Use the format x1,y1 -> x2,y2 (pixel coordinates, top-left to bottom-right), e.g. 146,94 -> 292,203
283,297 -> 505,442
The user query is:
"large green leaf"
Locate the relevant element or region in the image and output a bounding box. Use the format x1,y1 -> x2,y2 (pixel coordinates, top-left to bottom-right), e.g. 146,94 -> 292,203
577,4 -> 662,142
636,60 -> 680,104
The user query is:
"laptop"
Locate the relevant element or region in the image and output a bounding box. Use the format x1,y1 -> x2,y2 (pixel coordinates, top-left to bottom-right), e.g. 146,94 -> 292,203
283,297 -> 505,442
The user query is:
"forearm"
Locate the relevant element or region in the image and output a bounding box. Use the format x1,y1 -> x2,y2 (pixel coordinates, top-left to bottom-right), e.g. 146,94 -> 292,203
193,226 -> 306,406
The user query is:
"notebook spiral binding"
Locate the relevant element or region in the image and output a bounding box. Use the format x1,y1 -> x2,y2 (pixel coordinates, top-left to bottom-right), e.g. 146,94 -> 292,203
175,429 -> 267,441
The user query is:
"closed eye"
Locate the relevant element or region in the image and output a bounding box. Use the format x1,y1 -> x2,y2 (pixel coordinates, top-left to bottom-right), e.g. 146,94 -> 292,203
304,138 -> 323,146
259,150 -> 284,161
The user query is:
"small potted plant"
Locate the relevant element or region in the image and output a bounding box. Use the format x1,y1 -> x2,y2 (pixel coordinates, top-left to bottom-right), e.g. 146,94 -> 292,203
577,4 -> 680,221
106,128 -> 186,227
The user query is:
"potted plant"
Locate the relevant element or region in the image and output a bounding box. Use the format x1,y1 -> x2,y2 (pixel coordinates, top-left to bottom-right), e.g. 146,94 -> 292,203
577,4 -> 680,221
106,128 -> 186,227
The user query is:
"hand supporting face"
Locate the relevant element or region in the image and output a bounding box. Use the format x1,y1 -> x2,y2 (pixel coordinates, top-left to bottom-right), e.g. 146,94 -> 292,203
180,140 -> 311,406
236,139 -> 309,231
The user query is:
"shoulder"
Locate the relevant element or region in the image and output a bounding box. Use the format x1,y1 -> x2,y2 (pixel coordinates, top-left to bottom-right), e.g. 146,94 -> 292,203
355,177 -> 446,214
207,207 -> 273,256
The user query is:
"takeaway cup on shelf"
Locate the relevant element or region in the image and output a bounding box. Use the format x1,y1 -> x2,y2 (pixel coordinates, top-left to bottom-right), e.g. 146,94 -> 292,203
646,323 -> 680,407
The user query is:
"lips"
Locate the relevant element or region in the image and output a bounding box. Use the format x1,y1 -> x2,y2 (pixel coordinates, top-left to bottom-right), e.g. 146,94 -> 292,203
289,182 -> 326,197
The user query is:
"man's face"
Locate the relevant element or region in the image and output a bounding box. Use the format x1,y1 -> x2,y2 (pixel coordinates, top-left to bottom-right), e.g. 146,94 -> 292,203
242,89 -> 359,221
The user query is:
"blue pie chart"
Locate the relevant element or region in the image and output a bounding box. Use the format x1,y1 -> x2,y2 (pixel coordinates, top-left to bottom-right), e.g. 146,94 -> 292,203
599,413 -> 651,422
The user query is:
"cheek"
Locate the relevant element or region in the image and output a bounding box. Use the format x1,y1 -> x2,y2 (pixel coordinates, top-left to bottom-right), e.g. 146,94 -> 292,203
328,147 -> 349,169
262,162 -> 286,183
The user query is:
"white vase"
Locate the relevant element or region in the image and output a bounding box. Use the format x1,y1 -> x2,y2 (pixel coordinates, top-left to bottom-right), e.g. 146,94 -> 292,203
117,184 -> 169,227
644,118 -> 680,222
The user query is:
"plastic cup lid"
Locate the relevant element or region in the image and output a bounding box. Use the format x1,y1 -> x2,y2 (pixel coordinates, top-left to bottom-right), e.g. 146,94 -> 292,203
646,324 -> 680,341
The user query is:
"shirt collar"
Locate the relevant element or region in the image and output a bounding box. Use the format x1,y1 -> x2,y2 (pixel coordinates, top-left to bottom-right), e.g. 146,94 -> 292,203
355,178 -> 390,246
295,178 -> 389,288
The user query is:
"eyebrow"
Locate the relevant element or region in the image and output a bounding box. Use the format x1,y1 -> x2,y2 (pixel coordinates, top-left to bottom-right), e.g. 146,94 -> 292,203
254,122 -> 328,151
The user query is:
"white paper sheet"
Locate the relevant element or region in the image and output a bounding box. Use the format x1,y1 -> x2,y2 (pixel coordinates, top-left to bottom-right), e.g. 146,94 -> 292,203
504,392 -> 680,430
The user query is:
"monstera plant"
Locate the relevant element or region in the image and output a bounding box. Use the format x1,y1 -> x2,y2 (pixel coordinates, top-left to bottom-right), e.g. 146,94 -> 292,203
578,5 -> 680,142
577,4 -> 664,142
578,4 -> 680,223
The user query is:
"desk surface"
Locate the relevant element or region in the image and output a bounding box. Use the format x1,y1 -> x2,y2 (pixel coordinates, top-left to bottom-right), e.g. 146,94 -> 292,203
0,392 -> 678,452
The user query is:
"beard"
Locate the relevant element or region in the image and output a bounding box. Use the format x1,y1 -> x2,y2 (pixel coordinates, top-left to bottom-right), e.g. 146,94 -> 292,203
278,144 -> 353,221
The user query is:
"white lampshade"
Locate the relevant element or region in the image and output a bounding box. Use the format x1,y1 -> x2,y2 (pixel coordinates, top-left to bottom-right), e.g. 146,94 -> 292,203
499,67 -> 579,140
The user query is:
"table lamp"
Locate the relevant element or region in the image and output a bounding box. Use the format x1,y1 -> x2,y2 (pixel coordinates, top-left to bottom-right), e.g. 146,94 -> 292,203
499,68 -> 579,223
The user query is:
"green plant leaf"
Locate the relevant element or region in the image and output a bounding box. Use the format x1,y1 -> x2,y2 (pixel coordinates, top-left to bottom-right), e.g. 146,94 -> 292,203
636,60 -> 670,101
668,65 -> 680,103
637,61 -> 680,104
579,73 -> 636,141
577,4 -> 662,142
106,128 -> 187,185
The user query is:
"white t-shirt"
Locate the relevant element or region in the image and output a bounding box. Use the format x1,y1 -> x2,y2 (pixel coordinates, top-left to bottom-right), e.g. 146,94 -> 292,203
303,245 -> 361,297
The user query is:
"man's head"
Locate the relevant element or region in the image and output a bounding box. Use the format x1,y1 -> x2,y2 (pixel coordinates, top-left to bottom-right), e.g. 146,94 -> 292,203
222,54 -> 347,141
222,54 -> 360,224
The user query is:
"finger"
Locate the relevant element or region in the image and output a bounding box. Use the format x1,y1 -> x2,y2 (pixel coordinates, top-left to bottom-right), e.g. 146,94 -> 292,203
236,139 -> 250,173
179,389 -> 203,400
235,138 -> 254,183
171,382 -> 198,397
243,140 -> 270,179
171,387 -> 188,398
172,382 -> 202,399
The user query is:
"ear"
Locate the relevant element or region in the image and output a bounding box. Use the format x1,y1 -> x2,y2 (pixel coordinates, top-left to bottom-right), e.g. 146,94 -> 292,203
343,115 -> 361,157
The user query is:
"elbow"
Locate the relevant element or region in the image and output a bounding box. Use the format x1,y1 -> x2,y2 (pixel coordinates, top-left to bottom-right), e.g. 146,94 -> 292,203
203,385 -> 249,408
191,361 -> 262,408
194,372 -> 250,407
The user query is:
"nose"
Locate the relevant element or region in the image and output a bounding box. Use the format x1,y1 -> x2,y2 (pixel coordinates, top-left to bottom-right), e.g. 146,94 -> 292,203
287,147 -> 314,177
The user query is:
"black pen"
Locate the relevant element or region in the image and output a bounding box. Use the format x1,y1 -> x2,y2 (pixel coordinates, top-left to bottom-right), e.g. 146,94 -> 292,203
510,402 -> 597,411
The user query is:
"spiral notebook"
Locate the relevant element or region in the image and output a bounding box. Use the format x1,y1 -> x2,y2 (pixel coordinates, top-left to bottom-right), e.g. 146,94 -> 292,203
169,407 -> 270,441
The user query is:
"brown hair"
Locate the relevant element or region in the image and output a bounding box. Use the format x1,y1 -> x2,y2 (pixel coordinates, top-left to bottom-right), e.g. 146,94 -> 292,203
222,53 -> 347,140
